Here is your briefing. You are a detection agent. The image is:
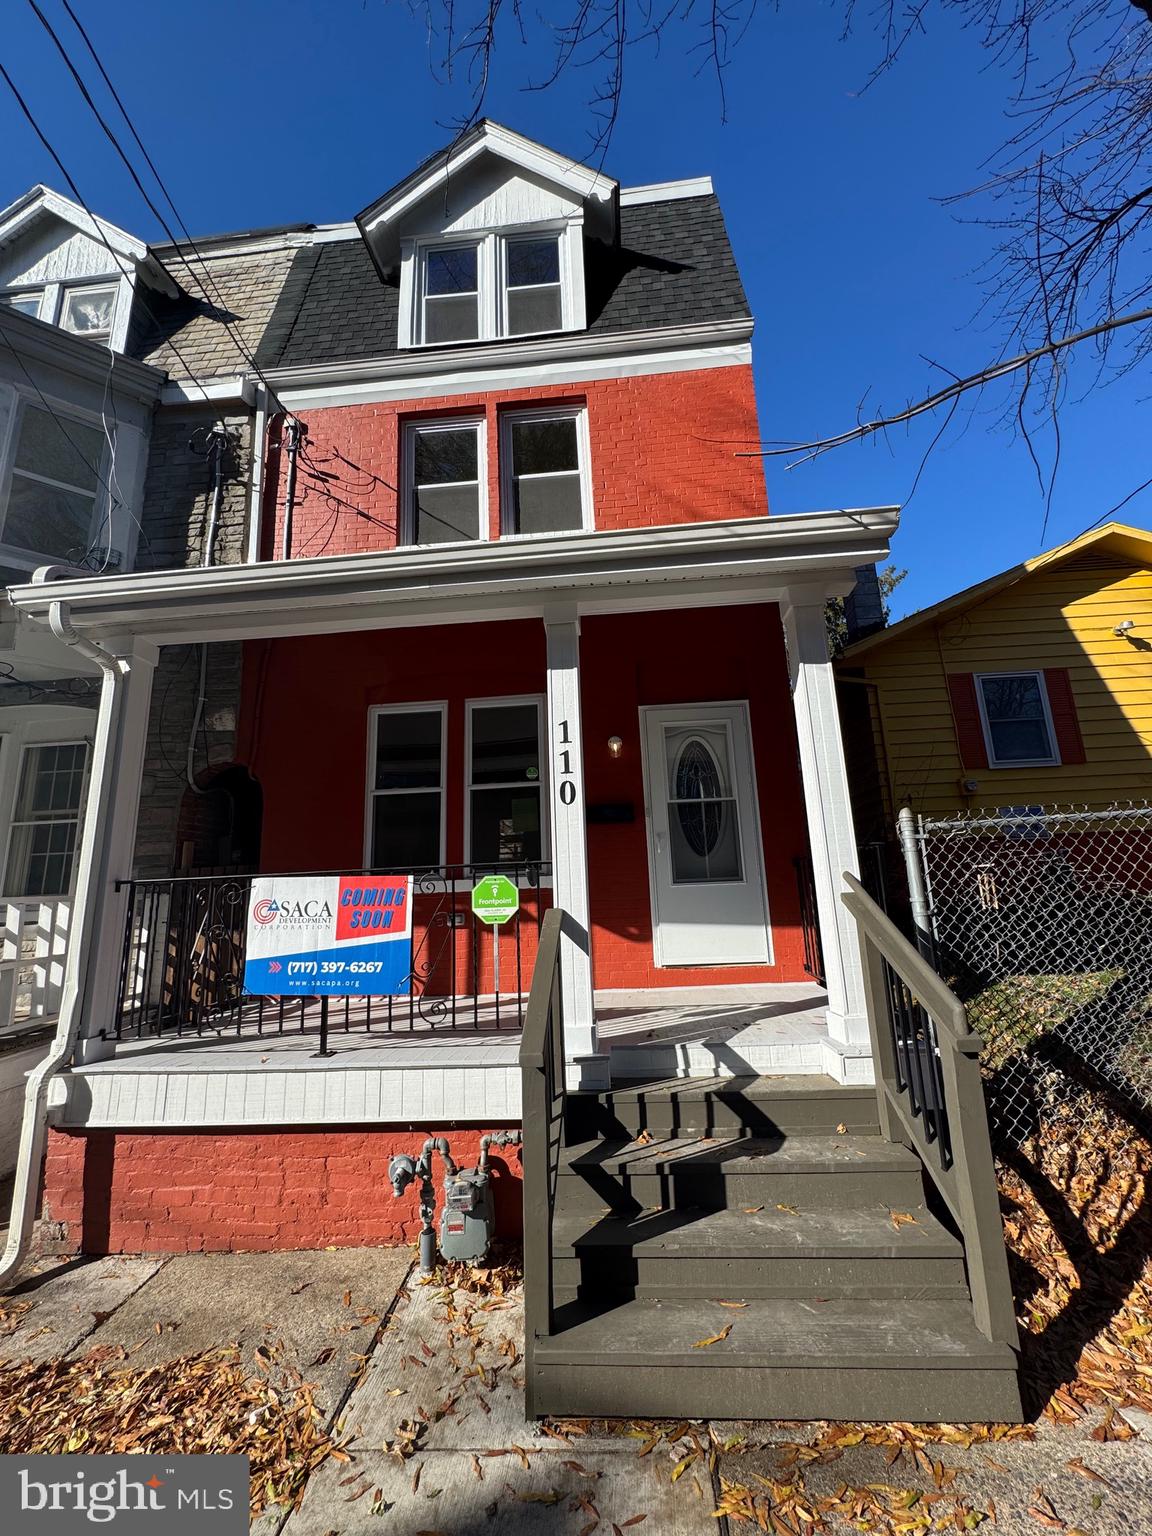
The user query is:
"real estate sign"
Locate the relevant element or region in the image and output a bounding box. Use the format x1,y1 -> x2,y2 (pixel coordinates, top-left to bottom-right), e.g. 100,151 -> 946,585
243,875 -> 413,996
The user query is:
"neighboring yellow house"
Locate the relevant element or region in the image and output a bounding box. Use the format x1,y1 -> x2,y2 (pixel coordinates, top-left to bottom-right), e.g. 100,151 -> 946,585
837,522 -> 1152,831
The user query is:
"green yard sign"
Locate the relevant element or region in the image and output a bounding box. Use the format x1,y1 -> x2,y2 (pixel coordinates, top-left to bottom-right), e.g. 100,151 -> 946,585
470,874 -> 519,926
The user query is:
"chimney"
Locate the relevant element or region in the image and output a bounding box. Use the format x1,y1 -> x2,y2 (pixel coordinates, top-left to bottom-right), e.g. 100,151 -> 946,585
844,563 -> 885,642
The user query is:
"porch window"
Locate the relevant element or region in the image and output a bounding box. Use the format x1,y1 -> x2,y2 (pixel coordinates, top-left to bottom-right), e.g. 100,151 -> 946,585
367,705 -> 446,869
467,699 -> 545,864
404,419 -> 486,545
1,401 -> 105,562
976,672 -> 1058,767
3,741 -> 89,898
501,408 -> 590,536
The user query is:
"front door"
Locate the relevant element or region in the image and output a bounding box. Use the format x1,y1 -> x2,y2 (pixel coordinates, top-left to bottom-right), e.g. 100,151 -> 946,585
640,703 -> 771,966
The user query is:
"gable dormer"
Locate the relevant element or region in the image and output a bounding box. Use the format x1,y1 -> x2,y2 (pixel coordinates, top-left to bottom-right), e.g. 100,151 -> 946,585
0,185 -> 175,354
356,122 -> 618,350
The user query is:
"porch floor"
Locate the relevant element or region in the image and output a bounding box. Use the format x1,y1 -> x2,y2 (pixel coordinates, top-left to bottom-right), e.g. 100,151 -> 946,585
55,984 -> 871,1129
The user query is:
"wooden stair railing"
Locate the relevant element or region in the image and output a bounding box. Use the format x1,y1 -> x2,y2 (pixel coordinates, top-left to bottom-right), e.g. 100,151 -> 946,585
518,905 -> 566,1416
841,871 -> 1019,1350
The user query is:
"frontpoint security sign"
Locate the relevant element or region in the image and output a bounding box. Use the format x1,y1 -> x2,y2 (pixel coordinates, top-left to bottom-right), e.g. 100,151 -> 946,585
1,1454 -> 248,1532
243,874 -> 413,996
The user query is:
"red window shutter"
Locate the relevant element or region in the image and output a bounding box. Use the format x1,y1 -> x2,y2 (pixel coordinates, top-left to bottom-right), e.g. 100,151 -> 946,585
1043,667 -> 1086,764
947,673 -> 988,769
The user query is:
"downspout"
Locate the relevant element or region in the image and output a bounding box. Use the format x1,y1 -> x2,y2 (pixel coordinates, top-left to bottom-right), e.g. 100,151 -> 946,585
280,417 -> 302,561
0,600 -> 127,1287
186,427 -> 227,797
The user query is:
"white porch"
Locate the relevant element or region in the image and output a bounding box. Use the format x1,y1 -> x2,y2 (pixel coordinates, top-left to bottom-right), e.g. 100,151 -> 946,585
7,507 -> 900,1131
46,981 -> 863,1129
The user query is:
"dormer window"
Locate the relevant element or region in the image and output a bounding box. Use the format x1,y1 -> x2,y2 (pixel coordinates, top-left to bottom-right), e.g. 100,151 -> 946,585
0,280 -> 119,343
504,236 -> 562,335
60,283 -> 118,341
405,224 -> 584,349
423,246 -> 480,344
1,289 -> 43,319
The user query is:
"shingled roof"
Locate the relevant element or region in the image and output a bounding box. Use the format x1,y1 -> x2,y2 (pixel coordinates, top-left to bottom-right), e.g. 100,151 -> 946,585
251,194 -> 750,372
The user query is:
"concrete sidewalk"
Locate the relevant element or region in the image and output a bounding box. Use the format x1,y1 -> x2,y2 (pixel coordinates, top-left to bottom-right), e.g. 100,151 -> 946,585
2,1249 -> 1152,1533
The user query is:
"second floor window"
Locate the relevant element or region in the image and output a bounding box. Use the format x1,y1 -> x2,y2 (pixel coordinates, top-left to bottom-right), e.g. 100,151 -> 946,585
1,402 -> 105,563
406,419 -> 486,545
502,409 -> 590,535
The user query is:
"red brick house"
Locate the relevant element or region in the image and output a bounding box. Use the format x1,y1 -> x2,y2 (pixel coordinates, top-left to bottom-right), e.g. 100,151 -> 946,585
4,123 -> 900,1258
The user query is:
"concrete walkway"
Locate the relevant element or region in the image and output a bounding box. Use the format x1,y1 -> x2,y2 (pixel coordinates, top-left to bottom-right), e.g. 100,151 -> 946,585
3,1250 -> 1152,1532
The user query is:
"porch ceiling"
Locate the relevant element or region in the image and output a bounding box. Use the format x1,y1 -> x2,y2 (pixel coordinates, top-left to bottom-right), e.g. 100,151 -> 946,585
6,508 -> 899,648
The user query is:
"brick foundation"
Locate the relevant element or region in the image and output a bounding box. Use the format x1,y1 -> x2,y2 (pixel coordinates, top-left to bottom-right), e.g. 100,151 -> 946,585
43,1126 -> 523,1255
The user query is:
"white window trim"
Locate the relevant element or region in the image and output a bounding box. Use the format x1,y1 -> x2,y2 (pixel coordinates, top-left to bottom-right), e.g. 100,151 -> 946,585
0,733 -> 92,903
499,404 -> 594,539
401,414 -> 489,548
974,670 -> 1061,769
363,701 -> 449,869
0,274 -> 126,346
0,386 -> 110,569
399,219 -> 585,350
464,694 -> 549,873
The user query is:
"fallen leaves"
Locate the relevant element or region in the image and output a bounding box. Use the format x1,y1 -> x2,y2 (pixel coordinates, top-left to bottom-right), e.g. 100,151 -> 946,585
0,1340 -> 342,1515
890,1211 -> 919,1230
692,1324 -> 733,1349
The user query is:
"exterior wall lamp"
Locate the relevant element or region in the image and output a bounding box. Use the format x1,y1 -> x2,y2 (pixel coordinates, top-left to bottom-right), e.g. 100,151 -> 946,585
607,736 -> 623,759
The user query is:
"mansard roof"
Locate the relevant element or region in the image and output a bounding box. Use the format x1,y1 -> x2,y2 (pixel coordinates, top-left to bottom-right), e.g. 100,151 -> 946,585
254,193 -> 750,371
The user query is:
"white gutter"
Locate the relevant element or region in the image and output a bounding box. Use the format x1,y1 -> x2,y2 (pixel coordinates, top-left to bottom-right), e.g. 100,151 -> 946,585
0,600 -> 128,1287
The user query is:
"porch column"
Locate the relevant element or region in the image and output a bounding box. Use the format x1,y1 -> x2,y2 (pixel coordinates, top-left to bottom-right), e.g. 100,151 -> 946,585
543,613 -> 601,1074
781,595 -> 870,1069
71,638 -> 158,1066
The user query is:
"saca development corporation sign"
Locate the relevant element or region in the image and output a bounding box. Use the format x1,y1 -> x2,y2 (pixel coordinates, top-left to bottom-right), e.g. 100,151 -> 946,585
243,874 -> 413,996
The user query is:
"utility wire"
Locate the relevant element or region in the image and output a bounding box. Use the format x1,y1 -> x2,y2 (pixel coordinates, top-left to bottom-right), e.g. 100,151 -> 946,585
32,0 -> 290,412
0,56 -> 214,401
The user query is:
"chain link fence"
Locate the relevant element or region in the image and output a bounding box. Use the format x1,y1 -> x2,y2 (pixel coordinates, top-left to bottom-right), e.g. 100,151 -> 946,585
906,802 -> 1152,1147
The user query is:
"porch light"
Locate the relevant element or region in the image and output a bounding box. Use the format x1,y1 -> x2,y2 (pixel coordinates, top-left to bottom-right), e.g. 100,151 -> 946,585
607,736 -> 623,759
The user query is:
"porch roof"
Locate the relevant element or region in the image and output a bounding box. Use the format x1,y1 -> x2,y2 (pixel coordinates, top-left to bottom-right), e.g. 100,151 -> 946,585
6,508 -> 899,648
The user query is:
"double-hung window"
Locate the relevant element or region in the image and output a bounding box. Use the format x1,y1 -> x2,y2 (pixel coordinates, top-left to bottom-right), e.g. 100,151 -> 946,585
503,236 -> 563,335
421,246 -> 481,344
408,228 -> 576,346
3,741 -> 90,898
502,408 -> 590,535
404,418 -> 486,545
367,705 -> 446,869
976,672 -> 1059,767
467,699 -> 545,864
1,401 -> 105,563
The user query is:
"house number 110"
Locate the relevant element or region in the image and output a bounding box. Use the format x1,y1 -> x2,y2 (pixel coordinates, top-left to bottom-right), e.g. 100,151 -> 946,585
557,720 -> 577,805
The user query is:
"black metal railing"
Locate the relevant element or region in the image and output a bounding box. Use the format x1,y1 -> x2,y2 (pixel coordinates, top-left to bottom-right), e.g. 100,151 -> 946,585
110,862 -> 551,1049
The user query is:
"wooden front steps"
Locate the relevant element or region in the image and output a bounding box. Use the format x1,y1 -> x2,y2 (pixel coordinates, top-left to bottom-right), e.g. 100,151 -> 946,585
527,1075 -> 1023,1422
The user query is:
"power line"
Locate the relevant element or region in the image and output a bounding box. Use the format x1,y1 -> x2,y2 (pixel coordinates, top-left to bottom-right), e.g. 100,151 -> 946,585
31,0 -> 290,413
0,55 -> 215,402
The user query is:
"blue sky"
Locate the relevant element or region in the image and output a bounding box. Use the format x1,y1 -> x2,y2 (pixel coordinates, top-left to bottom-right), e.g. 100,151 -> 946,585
2,0 -> 1146,618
